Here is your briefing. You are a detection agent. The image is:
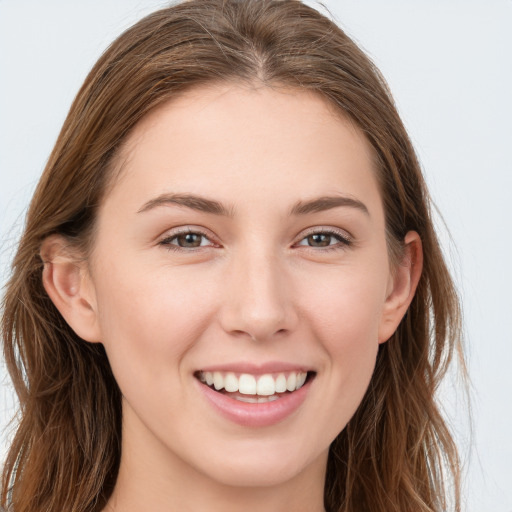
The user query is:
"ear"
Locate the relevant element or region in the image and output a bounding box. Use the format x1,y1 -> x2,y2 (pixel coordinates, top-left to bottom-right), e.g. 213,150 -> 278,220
378,231 -> 423,344
40,235 -> 101,343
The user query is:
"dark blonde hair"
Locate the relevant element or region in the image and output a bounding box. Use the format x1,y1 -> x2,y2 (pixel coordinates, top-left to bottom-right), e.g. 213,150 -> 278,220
1,1 -> 464,511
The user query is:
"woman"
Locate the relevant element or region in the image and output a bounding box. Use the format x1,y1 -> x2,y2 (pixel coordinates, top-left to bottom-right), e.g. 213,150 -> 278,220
1,1 -> 464,511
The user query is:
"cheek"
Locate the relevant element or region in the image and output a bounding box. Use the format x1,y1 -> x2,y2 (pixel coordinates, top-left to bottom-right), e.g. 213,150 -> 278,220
316,276 -> 382,383
91,259 -> 217,384
304,264 -> 387,348
298,264 -> 386,425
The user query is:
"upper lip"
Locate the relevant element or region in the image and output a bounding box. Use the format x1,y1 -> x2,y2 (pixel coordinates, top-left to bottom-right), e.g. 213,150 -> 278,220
197,361 -> 314,376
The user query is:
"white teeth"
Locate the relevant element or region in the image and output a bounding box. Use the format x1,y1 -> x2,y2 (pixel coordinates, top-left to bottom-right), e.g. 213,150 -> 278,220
275,373 -> 287,393
235,395 -> 259,403
233,395 -> 281,403
224,372 -> 238,392
256,374 -> 275,396
200,370 -> 310,396
213,371 -> 224,391
258,395 -> 280,403
286,373 -> 297,392
239,374 -> 257,395
296,372 -> 307,389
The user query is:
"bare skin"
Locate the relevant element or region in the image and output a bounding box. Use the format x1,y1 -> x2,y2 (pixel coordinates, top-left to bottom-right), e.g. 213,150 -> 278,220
42,83 -> 422,512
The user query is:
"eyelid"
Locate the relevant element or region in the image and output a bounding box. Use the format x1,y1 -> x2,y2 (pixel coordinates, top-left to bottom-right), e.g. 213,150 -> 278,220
158,225 -> 354,252
158,226 -> 220,250
295,226 -> 353,245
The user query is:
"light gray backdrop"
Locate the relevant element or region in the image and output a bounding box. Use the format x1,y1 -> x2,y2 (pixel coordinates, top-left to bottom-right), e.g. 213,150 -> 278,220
1,1 -> 511,511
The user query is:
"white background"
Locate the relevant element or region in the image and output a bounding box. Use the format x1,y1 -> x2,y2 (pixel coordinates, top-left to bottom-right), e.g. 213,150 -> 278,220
0,1 -> 511,510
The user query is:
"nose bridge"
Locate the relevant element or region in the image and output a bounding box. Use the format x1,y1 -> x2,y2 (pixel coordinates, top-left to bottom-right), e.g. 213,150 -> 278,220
220,241 -> 297,341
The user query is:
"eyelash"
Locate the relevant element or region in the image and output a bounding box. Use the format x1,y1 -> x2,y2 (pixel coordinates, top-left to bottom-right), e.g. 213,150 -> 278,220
159,227 -> 353,253
296,228 -> 353,252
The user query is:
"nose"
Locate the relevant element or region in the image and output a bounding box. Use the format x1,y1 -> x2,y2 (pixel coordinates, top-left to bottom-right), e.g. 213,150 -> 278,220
218,247 -> 299,342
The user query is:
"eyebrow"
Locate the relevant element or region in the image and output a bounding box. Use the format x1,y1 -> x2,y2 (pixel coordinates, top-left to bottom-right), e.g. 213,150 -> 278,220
289,195 -> 369,216
138,193 -> 235,217
137,193 -> 369,217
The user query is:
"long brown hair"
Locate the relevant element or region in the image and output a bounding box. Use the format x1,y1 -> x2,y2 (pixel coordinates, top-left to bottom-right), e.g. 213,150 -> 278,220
1,1 -> 464,511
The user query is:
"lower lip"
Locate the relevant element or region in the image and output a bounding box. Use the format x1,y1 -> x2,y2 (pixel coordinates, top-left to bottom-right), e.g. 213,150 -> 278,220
196,378 -> 312,428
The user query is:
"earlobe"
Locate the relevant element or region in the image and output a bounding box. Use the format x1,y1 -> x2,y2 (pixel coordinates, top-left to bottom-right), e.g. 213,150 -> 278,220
41,235 -> 101,343
378,231 -> 423,344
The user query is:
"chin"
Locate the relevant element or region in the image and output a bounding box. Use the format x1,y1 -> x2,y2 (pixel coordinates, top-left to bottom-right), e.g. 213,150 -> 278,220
192,438 -> 327,489
202,462 -> 304,488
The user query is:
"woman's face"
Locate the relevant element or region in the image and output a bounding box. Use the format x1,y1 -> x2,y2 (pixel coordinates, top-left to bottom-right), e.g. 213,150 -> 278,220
82,84 -> 407,488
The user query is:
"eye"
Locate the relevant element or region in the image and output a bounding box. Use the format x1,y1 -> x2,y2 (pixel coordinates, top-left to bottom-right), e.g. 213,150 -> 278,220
296,229 -> 352,251
159,229 -> 216,251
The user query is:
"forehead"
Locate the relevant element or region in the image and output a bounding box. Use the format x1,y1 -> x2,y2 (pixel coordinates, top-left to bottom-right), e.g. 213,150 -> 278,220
105,83 -> 382,220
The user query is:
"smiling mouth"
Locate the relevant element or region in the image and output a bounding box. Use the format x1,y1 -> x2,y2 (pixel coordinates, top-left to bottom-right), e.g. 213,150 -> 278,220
195,370 -> 315,403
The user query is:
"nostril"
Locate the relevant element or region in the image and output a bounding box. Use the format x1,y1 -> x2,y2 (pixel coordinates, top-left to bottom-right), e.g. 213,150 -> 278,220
230,328 -> 289,343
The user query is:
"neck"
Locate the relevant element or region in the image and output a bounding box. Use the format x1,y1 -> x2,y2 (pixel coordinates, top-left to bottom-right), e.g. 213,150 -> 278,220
106,465 -> 327,512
